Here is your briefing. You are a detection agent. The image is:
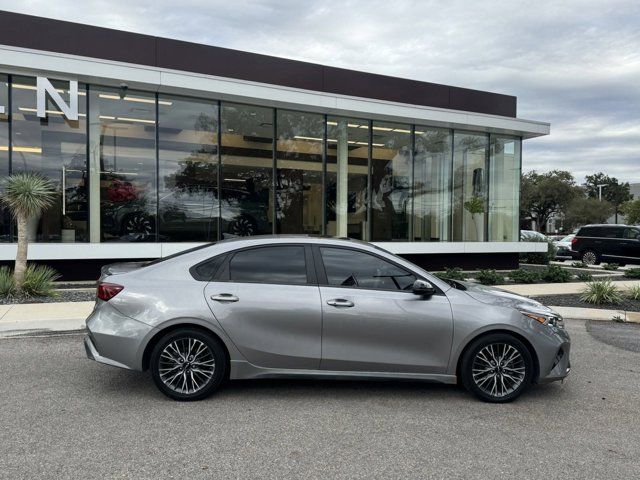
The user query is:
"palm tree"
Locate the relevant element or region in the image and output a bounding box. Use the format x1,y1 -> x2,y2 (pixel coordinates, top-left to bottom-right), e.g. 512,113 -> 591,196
0,172 -> 56,291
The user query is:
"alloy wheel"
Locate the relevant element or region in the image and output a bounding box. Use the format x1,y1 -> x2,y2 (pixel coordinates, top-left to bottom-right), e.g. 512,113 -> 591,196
158,338 -> 216,394
124,214 -> 152,235
472,343 -> 526,398
582,251 -> 597,265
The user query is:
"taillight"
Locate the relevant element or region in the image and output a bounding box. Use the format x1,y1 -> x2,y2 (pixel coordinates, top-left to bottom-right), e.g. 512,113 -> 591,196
97,282 -> 124,301
571,237 -> 578,246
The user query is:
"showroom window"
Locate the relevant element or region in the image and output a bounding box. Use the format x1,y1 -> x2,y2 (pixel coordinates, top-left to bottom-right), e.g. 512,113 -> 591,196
229,246 -> 307,284
0,75 -> 9,241
320,247 -> 415,290
371,121 -> 412,241
326,117 -> 370,240
452,131 -> 489,242
488,135 -> 521,241
220,103 -> 274,238
412,127 -> 452,242
158,95 -> 219,242
275,110 -> 324,235
11,76 -> 88,243
89,87 -> 157,242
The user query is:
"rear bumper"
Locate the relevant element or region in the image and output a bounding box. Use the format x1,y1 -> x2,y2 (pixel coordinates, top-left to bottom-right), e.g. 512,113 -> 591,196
84,302 -> 152,370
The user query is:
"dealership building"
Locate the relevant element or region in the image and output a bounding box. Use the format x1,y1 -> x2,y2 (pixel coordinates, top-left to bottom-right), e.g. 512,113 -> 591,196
0,11 -> 549,278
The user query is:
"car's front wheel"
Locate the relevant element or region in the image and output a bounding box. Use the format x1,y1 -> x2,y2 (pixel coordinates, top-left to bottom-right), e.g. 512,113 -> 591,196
150,328 -> 227,401
460,333 -> 534,403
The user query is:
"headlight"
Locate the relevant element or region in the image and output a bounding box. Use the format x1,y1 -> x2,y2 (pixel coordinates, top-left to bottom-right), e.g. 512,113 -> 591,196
519,308 -> 564,329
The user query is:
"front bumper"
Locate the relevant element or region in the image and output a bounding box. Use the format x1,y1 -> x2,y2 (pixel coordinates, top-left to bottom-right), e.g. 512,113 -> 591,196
84,302 -> 153,370
536,324 -> 571,383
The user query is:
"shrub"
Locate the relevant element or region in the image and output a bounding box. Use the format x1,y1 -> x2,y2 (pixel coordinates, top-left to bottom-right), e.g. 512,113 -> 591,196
626,285 -> 640,301
0,266 -> 16,297
623,268 -> 640,279
21,264 -> 60,297
476,269 -> 505,285
520,239 -> 557,265
434,267 -> 466,281
575,271 -> 593,282
571,261 -> 587,269
580,280 -> 622,305
603,263 -> 619,271
540,265 -> 572,283
508,269 -> 540,284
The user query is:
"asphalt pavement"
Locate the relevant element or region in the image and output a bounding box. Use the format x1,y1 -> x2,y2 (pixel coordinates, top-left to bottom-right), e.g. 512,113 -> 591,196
1,319 -> 639,479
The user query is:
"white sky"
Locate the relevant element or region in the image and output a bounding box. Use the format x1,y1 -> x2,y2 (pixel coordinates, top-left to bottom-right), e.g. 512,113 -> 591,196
2,0 -> 639,183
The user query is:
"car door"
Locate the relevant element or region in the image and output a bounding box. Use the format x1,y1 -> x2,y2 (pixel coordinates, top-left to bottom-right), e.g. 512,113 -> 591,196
622,227 -> 640,260
315,245 -> 454,374
601,226 -> 625,260
204,244 -> 322,369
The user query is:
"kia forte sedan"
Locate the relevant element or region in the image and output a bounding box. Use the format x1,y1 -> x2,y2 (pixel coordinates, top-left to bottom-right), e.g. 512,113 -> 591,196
84,236 -> 570,403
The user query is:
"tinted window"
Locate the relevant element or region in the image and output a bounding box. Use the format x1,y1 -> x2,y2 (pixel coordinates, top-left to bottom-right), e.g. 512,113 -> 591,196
579,227 -> 602,237
320,247 -> 415,291
624,228 -> 640,240
605,227 -> 623,238
229,246 -> 307,284
191,254 -> 226,282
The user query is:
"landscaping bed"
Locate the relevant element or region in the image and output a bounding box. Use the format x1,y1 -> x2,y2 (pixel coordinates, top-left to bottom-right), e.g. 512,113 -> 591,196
0,289 -> 95,305
533,294 -> 640,312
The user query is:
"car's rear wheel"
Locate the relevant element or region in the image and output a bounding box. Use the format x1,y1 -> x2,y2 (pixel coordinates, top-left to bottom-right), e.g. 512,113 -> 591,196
150,328 -> 227,401
460,333 -> 534,403
581,249 -> 600,265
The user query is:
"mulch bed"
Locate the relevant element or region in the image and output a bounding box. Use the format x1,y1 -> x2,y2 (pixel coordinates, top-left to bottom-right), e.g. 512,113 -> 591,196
532,293 -> 640,312
0,290 -> 95,305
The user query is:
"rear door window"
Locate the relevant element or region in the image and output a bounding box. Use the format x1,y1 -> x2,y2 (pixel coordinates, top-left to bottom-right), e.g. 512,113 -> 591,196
602,227 -> 623,238
229,246 -> 308,285
624,228 -> 640,240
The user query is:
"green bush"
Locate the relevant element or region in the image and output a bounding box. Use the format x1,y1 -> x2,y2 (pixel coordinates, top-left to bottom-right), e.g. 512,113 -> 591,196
0,266 -> 16,297
508,269 -> 540,284
21,264 -> 60,297
571,261 -> 587,269
603,263 -> 619,271
520,239 -> 557,265
476,269 -> 505,285
623,268 -> 640,279
580,280 -> 622,305
575,271 -> 593,282
540,265 -> 572,283
626,285 -> 640,301
434,267 -> 466,281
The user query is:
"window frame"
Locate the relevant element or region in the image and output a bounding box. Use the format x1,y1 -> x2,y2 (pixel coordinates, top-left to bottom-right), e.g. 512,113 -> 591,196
214,243 -> 317,286
312,244 -> 439,294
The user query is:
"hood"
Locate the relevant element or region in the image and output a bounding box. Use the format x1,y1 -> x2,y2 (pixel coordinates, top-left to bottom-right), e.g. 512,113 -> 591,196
458,280 -> 553,312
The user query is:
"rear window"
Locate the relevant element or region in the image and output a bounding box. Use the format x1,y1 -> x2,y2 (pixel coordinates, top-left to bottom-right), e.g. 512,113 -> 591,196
578,227 -> 602,237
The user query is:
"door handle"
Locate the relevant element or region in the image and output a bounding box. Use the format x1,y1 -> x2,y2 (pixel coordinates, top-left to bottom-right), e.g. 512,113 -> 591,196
326,298 -> 354,307
211,294 -> 239,302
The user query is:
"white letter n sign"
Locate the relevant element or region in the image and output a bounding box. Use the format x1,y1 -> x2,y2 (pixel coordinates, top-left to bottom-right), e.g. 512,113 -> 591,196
37,77 -> 78,120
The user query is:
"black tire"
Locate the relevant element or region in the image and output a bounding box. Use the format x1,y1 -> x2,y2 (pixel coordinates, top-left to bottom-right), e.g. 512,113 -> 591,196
460,333 -> 534,403
581,249 -> 600,265
150,328 -> 227,401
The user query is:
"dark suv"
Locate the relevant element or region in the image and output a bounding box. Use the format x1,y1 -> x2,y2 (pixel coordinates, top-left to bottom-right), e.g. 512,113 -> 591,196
571,224 -> 640,265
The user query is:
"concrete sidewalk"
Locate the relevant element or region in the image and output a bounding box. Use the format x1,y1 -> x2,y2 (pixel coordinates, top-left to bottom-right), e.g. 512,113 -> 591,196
496,280 -> 640,296
0,301 -> 93,336
0,297 -> 638,338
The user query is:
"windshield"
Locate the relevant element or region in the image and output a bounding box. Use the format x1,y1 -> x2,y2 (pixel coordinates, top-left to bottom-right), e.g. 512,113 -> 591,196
560,234 -> 574,242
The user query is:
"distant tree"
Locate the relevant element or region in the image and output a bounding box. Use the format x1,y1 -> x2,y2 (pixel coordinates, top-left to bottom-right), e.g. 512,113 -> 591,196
621,199 -> 640,225
584,173 -> 633,223
520,170 -> 580,233
563,197 -> 614,231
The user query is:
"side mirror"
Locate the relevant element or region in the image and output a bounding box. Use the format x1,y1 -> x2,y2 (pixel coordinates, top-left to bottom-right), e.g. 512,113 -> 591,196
412,279 -> 436,297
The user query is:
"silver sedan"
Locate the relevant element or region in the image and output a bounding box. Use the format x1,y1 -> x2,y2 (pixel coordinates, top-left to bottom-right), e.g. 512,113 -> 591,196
84,236 -> 570,403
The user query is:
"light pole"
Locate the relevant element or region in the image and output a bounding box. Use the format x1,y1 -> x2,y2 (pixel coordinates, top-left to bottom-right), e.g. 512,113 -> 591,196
596,184 -> 607,201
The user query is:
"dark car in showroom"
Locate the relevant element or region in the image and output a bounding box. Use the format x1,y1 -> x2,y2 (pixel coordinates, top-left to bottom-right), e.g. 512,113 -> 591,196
571,224 -> 640,265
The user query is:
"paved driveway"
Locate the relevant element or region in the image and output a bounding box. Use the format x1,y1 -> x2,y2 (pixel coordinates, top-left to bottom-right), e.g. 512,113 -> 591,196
1,319 -> 639,479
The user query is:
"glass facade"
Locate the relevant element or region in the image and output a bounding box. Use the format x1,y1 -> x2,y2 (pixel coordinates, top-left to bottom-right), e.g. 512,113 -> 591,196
0,73 -> 522,245
12,76 -> 87,242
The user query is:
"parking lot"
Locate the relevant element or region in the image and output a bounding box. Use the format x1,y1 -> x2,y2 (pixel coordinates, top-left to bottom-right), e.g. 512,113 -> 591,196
1,319 -> 639,479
